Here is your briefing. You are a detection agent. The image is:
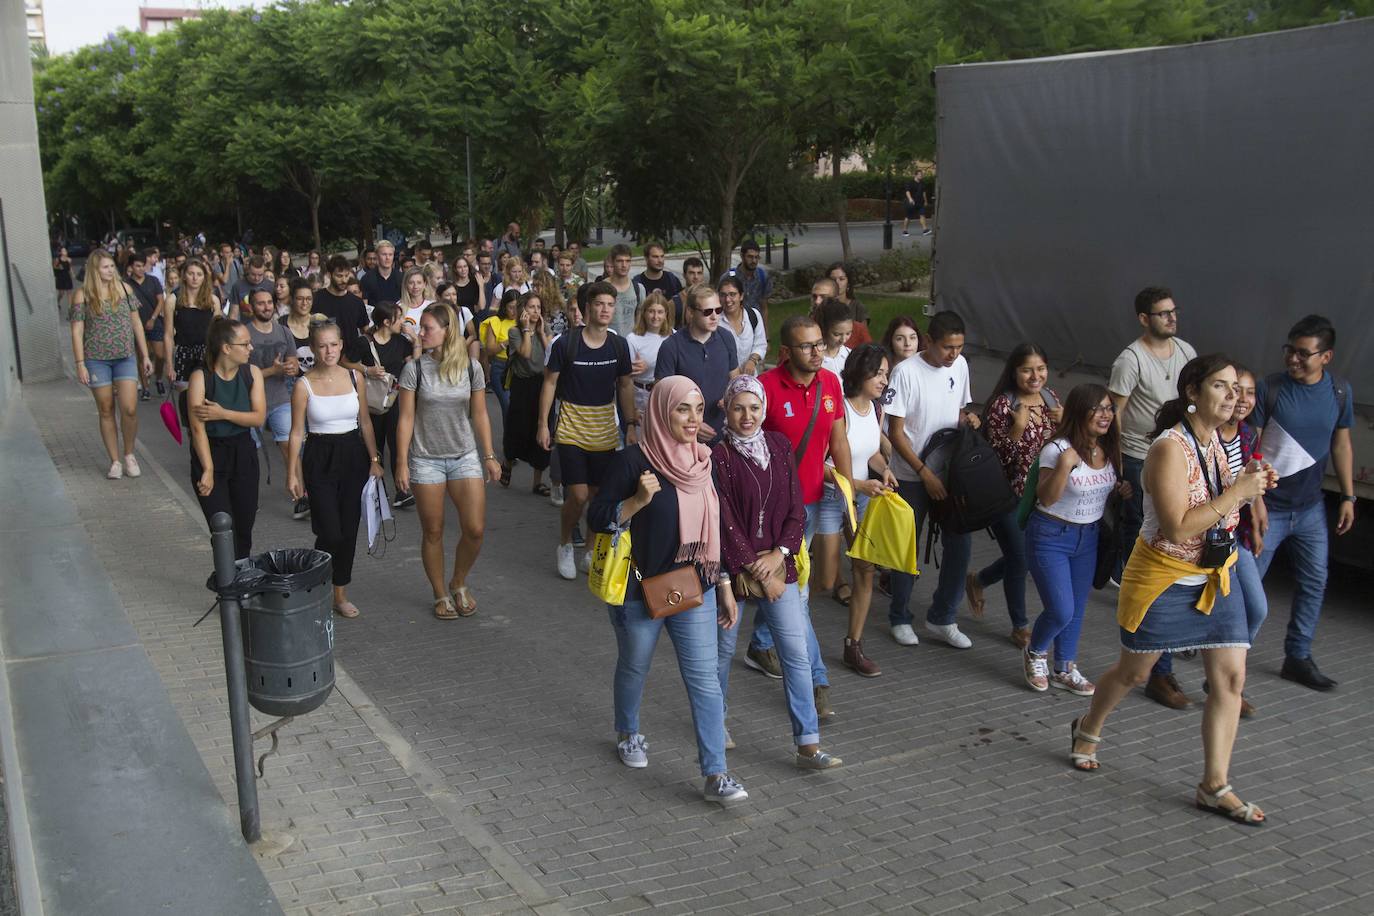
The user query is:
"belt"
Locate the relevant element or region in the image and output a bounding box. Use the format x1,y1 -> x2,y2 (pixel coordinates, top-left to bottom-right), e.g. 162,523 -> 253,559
634,380 -> 655,391
1033,508 -> 1097,528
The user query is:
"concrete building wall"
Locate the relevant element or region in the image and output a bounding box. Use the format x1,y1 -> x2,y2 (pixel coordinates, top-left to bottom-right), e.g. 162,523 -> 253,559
1,0 -> 63,409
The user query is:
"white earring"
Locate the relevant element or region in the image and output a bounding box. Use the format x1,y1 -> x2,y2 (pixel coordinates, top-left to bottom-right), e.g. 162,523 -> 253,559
1186,403 -> 1197,414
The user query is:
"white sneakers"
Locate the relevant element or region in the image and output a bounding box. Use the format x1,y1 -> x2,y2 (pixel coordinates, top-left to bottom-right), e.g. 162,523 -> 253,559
123,454 -> 141,478
549,484 -> 565,507
925,623 -> 973,649
106,460 -> 123,480
617,733 -> 648,768
890,624 -> 920,646
578,549 -> 592,574
556,543 -> 576,580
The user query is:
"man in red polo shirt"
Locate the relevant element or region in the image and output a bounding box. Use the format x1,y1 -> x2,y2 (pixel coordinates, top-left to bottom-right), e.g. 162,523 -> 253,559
744,315 -> 854,718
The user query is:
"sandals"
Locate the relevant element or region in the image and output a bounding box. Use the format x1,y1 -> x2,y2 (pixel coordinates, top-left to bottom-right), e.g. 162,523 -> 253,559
1069,717 -> 1101,771
965,573 -> 986,619
433,597 -> 459,620
832,583 -> 852,607
532,483 -> 551,498
1196,784 -> 1265,826
333,602 -> 360,619
452,585 -> 478,617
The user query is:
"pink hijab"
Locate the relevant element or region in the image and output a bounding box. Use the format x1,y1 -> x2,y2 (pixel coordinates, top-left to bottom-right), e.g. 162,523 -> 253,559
639,376 -> 720,581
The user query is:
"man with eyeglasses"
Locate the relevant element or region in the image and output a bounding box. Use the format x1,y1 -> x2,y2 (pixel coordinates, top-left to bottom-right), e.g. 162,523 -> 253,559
654,285 -> 738,441
1107,285 -> 1198,709
744,314 -> 854,718
1249,314 -> 1355,691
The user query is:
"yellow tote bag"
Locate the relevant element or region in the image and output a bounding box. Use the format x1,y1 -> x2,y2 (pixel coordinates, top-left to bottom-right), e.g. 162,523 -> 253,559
588,530 -> 632,605
847,491 -> 920,576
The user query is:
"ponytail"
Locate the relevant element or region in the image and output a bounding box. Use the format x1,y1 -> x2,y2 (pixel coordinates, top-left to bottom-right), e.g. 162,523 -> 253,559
1150,353 -> 1234,439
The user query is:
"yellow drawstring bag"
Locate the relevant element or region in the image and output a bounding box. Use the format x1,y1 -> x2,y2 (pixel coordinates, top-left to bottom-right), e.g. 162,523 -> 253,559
847,491 -> 920,576
795,535 -> 810,591
588,530 -> 632,605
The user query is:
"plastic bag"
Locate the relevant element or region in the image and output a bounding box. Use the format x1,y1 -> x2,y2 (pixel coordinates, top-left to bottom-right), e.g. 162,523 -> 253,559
796,535 -> 810,591
588,530 -> 632,605
206,548 -> 332,598
847,491 -> 920,575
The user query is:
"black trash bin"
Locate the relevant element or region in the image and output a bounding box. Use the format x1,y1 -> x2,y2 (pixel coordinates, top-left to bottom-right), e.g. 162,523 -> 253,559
215,549 -> 336,717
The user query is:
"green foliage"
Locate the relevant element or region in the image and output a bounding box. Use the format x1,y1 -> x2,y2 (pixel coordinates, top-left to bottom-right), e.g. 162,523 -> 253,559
31,0 -> 1367,251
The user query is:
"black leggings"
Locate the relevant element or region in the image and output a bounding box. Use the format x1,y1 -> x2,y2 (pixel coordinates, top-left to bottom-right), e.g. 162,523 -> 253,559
192,432 -> 259,560
302,430 -> 369,586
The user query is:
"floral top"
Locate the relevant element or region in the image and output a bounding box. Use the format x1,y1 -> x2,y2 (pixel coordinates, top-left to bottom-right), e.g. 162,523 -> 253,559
984,390 -> 1060,496
1143,427 -> 1239,565
69,289 -> 138,361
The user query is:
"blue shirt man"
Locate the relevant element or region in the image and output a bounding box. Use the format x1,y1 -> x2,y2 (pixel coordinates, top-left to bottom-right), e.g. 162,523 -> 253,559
1251,314 -> 1356,691
718,240 -> 771,319
655,286 -> 738,439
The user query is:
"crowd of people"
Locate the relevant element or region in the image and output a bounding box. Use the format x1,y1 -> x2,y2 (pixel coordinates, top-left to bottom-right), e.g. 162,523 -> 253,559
63,229 -> 1357,811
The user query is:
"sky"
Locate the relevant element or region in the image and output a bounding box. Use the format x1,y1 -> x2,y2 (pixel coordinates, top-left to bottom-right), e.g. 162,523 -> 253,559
40,0 -> 268,55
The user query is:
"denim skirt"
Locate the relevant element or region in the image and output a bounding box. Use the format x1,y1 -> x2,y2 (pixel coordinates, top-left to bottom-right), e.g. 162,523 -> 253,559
1120,578 -> 1250,654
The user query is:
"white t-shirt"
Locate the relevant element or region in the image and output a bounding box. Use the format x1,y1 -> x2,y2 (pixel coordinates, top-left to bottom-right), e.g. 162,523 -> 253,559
886,354 -> 971,481
720,308 -> 768,371
1036,438 -> 1118,524
626,332 -> 667,385
821,345 -> 851,378
843,398 -> 881,482
402,300 -> 435,334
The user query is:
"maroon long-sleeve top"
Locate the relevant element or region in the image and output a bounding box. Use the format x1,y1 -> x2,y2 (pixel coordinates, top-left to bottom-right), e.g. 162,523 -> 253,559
711,431 -> 807,582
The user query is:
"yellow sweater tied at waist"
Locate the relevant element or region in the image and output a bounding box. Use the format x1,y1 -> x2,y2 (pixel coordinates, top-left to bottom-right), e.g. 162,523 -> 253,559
1116,537 -> 1237,634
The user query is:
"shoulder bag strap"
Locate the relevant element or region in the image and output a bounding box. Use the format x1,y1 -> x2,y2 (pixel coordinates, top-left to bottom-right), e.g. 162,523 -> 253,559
794,377 -> 825,463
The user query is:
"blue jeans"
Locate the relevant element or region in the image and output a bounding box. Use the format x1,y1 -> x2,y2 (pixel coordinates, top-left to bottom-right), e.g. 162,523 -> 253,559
1233,547 -> 1268,645
746,503 -> 829,687
975,509 -> 1029,629
489,357 -> 510,418
1025,513 -> 1098,669
889,477 -> 971,628
1253,500 -> 1328,660
607,591 -> 727,777
719,584 -> 819,746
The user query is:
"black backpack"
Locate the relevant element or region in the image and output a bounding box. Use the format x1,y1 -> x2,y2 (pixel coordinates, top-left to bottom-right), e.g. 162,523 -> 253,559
921,425 -> 1017,536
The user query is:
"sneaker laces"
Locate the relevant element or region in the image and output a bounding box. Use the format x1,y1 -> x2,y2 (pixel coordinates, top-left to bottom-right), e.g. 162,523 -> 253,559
711,774 -> 743,795
1059,666 -> 1089,687
620,734 -> 647,754
1026,651 -> 1049,679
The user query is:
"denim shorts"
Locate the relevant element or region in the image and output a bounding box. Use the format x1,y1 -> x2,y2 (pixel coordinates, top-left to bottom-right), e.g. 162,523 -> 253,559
409,451 -> 482,484
85,355 -> 138,388
816,482 -> 869,536
263,402 -> 292,443
1120,578 -> 1250,654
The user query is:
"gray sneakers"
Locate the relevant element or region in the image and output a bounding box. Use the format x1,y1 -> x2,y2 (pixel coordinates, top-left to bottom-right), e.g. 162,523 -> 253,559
617,733 -> 648,768
703,774 -> 748,804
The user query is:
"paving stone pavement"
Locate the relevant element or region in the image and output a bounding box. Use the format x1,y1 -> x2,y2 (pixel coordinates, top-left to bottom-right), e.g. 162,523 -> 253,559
25,376 -> 1374,915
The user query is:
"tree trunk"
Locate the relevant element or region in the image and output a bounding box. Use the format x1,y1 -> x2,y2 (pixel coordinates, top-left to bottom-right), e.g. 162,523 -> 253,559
711,194 -> 735,287
833,149 -> 851,261
359,198 -> 375,249
552,195 -> 567,249
310,195 -> 322,255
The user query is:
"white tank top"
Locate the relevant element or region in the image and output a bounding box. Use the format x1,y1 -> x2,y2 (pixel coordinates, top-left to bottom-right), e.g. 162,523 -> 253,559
843,398 -> 881,482
301,372 -> 360,433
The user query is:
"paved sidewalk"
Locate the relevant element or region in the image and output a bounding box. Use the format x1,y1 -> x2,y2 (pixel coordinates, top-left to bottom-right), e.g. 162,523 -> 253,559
23,369 -> 1374,915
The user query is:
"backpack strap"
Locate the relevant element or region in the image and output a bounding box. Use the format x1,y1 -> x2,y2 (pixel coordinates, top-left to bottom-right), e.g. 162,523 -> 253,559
794,377 -> 825,464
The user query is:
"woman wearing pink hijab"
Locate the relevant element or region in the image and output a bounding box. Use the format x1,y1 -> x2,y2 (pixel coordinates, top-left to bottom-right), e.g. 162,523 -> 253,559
588,376 -> 748,805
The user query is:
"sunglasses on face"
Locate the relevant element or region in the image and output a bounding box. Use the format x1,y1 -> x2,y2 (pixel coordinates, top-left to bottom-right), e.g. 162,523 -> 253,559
693,306 -> 723,316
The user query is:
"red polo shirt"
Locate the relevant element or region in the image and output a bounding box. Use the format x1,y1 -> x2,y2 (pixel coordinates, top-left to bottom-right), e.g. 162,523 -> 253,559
760,364 -> 843,505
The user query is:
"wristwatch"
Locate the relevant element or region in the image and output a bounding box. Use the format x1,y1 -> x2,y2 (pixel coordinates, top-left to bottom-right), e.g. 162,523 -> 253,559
1342,495 -> 1358,504
777,545 -> 791,558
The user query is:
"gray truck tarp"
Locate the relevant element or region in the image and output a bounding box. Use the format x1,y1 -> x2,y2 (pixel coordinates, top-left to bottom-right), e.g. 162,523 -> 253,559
931,18 -> 1374,408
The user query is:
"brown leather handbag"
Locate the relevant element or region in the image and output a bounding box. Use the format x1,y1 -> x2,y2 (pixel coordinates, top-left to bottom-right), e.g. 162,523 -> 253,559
636,563 -> 703,619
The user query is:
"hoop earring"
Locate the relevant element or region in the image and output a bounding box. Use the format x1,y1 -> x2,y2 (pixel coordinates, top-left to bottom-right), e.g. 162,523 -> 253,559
1186,403 -> 1197,414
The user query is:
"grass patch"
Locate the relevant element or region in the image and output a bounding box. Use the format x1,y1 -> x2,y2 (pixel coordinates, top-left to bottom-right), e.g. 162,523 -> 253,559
579,240 -> 704,264
762,294 -> 928,361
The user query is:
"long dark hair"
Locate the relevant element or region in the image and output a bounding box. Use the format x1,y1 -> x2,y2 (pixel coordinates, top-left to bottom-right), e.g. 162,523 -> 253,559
881,315 -> 925,360
984,342 -> 1049,424
1151,353 -> 1234,439
1053,383 -> 1122,474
